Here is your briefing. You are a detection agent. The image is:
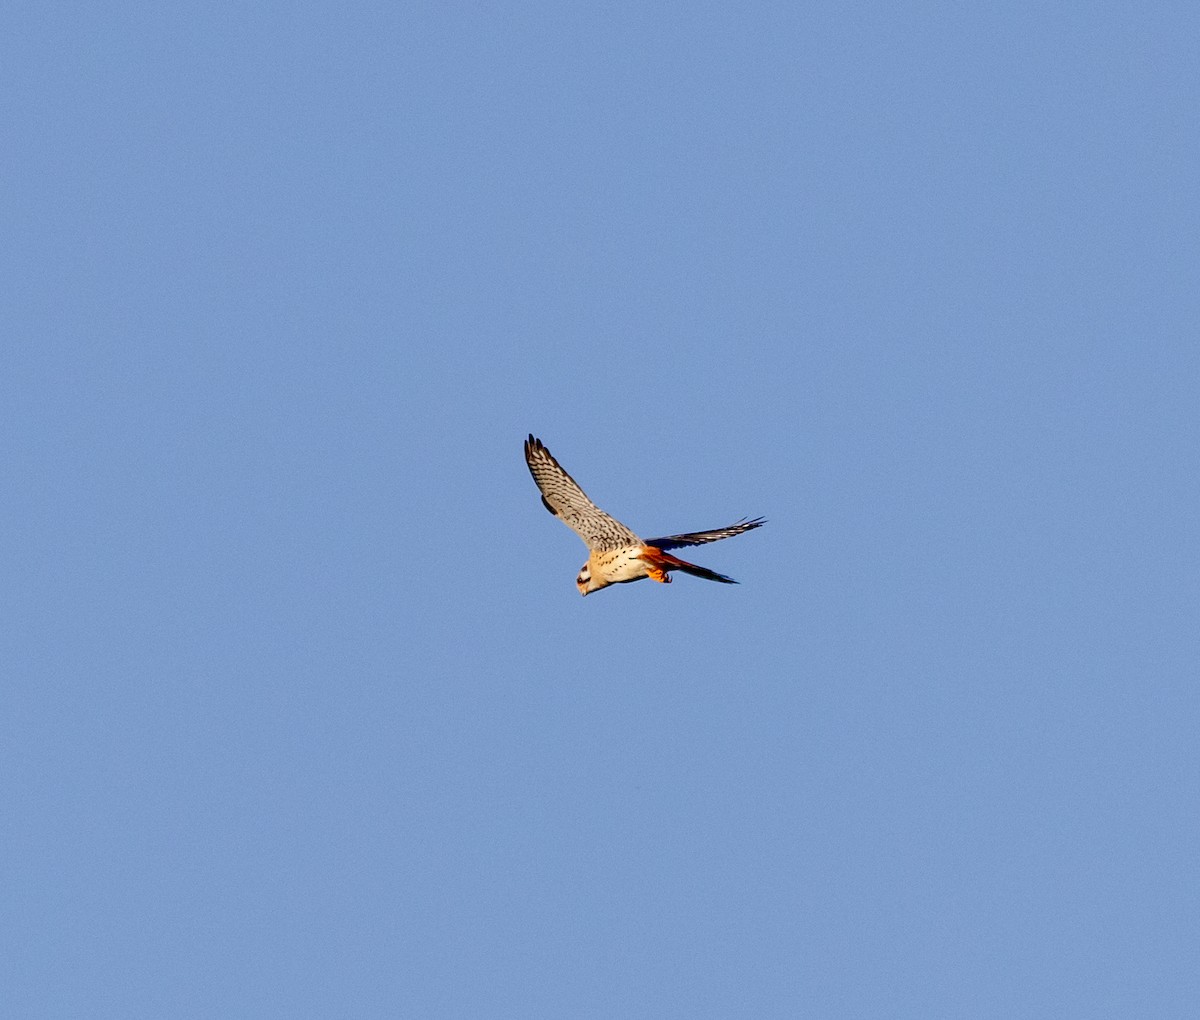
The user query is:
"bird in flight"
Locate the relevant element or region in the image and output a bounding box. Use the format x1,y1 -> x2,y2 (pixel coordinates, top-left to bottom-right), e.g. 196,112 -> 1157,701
524,434 -> 765,596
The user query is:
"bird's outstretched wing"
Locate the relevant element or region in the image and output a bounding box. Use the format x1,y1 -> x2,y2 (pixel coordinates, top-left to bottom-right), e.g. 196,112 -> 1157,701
525,435 -> 641,551
646,517 -> 766,550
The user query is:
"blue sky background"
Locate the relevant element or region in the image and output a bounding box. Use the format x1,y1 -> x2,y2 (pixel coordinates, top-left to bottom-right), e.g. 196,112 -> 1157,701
4,2 -> 1198,1016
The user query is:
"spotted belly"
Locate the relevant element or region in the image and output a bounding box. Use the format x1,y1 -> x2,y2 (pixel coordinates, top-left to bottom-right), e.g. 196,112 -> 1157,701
590,546 -> 650,585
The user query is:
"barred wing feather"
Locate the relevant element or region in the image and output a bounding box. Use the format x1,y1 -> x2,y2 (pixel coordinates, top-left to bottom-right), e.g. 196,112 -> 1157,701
646,517 -> 766,550
524,435 -> 641,551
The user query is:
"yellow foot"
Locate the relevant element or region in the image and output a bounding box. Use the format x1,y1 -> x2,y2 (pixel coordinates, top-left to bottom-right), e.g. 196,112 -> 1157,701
647,567 -> 671,584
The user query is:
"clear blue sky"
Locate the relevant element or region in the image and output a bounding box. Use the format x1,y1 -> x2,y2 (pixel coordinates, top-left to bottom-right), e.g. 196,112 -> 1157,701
4,2 -> 1198,1016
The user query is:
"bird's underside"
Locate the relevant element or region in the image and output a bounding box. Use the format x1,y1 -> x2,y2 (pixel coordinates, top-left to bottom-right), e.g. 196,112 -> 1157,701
523,434 -> 764,596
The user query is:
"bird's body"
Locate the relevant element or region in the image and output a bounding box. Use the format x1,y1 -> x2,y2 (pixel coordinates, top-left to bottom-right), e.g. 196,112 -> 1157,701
524,434 -> 764,596
585,545 -> 655,587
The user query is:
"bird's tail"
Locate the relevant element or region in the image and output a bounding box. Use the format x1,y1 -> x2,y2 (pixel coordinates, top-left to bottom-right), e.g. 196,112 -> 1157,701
640,546 -> 738,584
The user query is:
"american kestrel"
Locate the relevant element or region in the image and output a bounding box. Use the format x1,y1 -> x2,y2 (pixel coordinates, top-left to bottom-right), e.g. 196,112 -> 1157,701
524,434 -> 765,596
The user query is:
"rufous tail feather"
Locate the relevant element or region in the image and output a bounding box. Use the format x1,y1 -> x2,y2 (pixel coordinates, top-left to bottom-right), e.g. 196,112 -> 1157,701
640,546 -> 738,585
